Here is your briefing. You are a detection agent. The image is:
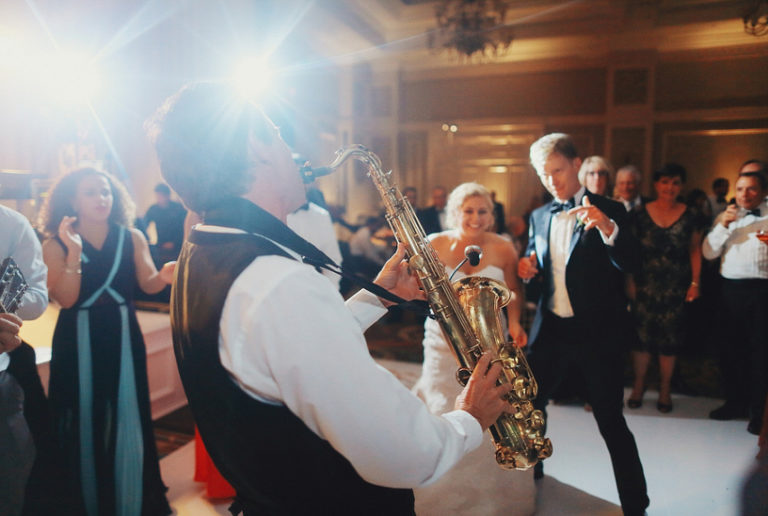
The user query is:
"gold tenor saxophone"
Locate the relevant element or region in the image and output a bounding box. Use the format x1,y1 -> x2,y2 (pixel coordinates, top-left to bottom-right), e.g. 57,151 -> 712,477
324,144 -> 552,470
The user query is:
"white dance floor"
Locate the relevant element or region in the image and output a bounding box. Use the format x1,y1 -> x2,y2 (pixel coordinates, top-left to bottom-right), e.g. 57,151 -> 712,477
161,359 -> 760,516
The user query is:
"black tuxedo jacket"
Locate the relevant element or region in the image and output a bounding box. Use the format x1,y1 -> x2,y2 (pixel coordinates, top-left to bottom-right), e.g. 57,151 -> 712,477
417,206 -> 443,235
524,191 -> 640,346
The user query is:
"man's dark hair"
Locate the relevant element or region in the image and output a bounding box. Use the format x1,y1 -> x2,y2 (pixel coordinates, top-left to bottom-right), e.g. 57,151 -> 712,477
146,81 -> 276,213
740,171 -> 768,191
653,162 -> 687,183
154,183 -> 171,196
712,177 -> 729,190
740,159 -> 768,175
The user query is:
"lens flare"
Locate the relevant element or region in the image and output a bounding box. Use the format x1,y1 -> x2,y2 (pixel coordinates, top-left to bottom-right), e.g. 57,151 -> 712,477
232,56 -> 273,103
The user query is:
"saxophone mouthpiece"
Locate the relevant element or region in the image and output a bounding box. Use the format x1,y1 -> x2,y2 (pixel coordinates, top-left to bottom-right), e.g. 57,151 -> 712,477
299,164 -> 333,184
465,245 -> 483,267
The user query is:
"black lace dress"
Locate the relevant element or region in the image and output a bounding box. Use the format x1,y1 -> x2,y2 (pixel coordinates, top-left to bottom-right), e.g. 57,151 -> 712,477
48,224 -> 171,516
633,207 -> 696,356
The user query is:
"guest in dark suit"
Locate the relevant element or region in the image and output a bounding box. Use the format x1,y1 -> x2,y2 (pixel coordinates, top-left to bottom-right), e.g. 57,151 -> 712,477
518,133 -> 649,516
417,186 -> 447,235
615,165 -> 650,213
490,191 -> 506,234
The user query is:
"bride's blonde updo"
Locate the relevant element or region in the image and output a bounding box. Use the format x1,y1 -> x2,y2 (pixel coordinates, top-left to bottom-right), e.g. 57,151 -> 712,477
444,182 -> 494,231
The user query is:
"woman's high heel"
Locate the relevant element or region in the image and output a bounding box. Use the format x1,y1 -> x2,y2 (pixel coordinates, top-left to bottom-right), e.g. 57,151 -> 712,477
627,387 -> 646,409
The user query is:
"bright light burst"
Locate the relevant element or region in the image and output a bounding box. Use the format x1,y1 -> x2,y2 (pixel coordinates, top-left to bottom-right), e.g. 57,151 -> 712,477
35,51 -> 102,105
1,36 -> 102,107
231,55 -> 274,103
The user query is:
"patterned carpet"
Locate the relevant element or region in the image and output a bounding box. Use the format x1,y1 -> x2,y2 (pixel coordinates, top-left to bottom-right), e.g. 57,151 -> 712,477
153,407 -> 195,459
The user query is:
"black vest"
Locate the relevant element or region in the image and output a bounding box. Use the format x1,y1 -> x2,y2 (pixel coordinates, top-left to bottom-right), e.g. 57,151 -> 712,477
171,225 -> 415,515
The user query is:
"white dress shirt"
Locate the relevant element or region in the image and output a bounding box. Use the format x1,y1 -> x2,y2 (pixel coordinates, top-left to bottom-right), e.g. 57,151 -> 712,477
702,203 -> 768,279
548,187 -> 618,317
0,205 -> 48,371
215,232 -> 482,488
287,202 -> 343,290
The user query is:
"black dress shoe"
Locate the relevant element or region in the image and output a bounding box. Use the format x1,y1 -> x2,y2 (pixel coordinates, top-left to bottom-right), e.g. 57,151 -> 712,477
709,404 -> 748,421
747,419 -> 762,436
533,461 -> 544,480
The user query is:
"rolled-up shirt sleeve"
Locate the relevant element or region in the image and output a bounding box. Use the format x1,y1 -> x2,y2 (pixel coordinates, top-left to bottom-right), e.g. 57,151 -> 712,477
3,210 -> 48,320
346,288 -> 388,331
219,256 -> 482,488
703,223 -> 729,260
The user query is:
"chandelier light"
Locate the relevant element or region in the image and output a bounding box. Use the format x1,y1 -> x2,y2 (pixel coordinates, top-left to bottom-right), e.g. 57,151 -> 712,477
427,0 -> 515,59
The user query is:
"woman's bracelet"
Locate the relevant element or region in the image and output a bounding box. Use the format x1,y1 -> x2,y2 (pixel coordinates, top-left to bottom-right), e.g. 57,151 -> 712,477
64,264 -> 82,275
690,281 -> 699,287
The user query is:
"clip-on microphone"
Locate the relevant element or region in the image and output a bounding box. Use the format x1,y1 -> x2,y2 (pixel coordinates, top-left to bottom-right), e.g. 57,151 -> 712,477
449,245 -> 483,281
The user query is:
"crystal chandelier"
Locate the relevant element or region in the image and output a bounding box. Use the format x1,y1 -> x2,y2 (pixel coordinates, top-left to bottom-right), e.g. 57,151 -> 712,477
427,0 -> 515,59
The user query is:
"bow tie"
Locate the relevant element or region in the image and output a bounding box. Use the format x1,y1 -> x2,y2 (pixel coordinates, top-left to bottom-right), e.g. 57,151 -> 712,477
747,208 -> 761,217
550,198 -> 575,214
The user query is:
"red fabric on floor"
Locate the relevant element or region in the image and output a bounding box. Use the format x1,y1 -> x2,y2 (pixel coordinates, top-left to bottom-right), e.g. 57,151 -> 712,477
194,427 -> 236,499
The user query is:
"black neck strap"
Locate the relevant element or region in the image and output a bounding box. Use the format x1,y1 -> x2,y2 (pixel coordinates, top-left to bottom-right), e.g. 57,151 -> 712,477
204,197 -> 430,316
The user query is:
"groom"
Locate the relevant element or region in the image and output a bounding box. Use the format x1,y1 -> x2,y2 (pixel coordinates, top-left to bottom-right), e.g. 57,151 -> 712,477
518,133 -> 649,515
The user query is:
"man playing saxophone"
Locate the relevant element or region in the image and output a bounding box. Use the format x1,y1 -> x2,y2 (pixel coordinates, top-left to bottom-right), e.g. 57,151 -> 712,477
147,81 -> 514,516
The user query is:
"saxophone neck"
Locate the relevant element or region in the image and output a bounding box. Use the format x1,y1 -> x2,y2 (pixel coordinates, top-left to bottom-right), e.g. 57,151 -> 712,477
327,144 -> 384,174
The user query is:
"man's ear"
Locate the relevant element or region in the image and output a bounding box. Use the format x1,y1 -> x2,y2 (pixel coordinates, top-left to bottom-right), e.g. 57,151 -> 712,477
572,157 -> 582,171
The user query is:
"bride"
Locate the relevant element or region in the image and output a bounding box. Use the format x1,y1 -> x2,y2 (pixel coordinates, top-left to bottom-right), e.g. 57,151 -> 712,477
412,182 -> 535,515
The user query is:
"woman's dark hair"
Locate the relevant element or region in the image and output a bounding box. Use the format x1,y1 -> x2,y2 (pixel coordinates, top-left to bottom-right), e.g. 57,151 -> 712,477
38,168 -> 135,237
653,162 -> 687,183
146,81 -> 276,213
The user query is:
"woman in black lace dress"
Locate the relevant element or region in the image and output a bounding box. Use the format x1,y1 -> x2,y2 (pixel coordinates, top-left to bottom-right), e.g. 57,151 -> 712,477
40,168 -> 174,515
627,163 -> 702,413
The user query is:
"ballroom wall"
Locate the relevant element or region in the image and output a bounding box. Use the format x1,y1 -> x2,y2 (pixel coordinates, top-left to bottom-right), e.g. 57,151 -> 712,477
335,44 -> 768,221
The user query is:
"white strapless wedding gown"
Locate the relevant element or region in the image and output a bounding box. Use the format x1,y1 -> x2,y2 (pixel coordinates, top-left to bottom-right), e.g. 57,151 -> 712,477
412,265 -> 536,516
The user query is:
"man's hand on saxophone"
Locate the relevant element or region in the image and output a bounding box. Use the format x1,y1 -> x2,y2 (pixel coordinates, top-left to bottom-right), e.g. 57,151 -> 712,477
454,353 -> 515,431
373,243 -> 425,306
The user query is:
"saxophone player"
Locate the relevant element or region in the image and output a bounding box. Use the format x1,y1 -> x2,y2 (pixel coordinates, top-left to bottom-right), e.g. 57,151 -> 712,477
147,81 -> 513,516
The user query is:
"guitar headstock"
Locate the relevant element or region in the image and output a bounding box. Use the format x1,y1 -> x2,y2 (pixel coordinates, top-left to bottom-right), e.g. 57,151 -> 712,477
0,257 -> 28,314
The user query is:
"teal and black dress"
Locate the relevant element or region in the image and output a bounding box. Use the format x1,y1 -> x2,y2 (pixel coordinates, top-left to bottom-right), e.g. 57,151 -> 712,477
48,224 -> 171,516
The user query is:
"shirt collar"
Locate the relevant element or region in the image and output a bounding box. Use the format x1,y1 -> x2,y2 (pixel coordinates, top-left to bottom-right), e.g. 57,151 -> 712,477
555,186 -> 586,206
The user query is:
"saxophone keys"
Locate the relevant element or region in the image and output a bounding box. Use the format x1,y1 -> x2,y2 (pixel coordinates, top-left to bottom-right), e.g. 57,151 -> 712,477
534,437 -> 553,459
456,367 -> 471,386
512,376 -> 529,398
529,409 -> 546,429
